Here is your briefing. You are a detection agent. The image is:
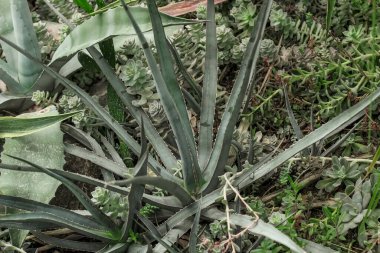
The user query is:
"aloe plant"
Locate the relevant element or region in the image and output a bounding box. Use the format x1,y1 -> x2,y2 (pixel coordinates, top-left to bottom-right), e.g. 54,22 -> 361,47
1,0 -> 380,252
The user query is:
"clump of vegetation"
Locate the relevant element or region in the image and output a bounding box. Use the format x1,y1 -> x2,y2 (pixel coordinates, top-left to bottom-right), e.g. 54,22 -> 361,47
0,0 -> 379,252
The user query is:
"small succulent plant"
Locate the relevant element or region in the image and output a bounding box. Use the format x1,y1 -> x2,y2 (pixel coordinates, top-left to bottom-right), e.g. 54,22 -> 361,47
316,156 -> 364,192
230,1 -> 257,32
118,59 -> 159,106
209,219 -> 228,240
58,89 -> 94,128
341,134 -> 369,157
343,25 -> 365,44
259,39 -> 277,63
334,178 -> 371,234
91,187 -> 129,221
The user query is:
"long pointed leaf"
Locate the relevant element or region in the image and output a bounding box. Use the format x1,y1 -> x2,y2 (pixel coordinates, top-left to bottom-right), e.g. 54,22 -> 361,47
0,195 -> 103,231
122,121 -> 149,240
33,232 -> 105,252
202,0 -> 273,192
0,35 -> 179,184
86,46 -> 178,171
121,0 -> 202,193
198,0 -> 218,169
4,154 -> 119,235
0,163 -> 183,211
236,85 -> 380,189
0,212 -> 113,240
0,110 -> 79,138
52,6 -> 199,62
112,176 -> 192,205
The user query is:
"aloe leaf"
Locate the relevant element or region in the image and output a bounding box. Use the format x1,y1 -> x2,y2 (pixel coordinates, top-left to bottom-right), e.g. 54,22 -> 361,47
137,214 -> 178,253
0,195 -> 104,232
52,6 -> 199,62
236,85 -> 380,189
153,219 -> 193,253
122,121 -> 148,240
0,106 -> 68,247
61,125 -> 115,181
189,200 -> 202,253
0,163 -> 183,211
97,243 -> 129,253
112,176 -> 192,205
203,209 -> 306,253
202,0 -> 273,192
198,0 -> 218,169
0,212 -> 113,240
0,108 -> 79,138
64,144 -> 128,177
121,0 -> 202,193
0,35 -> 179,184
5,154 -> 118,233
166,39 -> 202,99
86,46 -> 178,172
33,232 -> 105,252
0,59 -> 20,92
0,0 -> 41,92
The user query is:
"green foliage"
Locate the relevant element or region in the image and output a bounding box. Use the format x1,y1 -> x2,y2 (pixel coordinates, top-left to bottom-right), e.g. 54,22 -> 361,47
91,187 -> 129,221
334,178 -> 371,235
316,156 -> 365,192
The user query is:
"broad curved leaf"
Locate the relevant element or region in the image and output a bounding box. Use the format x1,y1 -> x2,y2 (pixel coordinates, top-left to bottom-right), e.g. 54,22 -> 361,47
52,6 -> 199,62
0,106 -> 79,138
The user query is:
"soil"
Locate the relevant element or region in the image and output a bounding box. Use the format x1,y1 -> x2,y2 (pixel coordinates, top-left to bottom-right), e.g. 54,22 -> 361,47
50,154 -> 103,210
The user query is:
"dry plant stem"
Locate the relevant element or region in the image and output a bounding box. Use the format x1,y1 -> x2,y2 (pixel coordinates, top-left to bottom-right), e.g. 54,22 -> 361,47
221,175 -> 259,253
25,228 -> 74,240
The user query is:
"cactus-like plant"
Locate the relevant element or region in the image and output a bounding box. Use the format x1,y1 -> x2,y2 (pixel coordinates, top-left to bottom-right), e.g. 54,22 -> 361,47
316,156 -> 364,192
334,178 -> 371,234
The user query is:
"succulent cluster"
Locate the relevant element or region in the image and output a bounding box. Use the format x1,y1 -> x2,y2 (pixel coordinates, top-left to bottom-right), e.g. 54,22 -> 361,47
91,187 -> 129,221
334,178 -> 371,234
58,89 -> 94,128
269,4 -> 328,44
316,156 -> 364,192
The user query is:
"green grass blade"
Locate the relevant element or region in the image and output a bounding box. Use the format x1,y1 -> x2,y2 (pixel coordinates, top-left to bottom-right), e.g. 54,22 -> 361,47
121,0 -> 202,193
326,0 -> 336,30
198,0 -> 218,169
0,110 -> 79,138
73,0 -> 94,13
4,154 -> 118,233
0,35 -> 179,183
202,0 -> 273,192
283,87 -> 303,140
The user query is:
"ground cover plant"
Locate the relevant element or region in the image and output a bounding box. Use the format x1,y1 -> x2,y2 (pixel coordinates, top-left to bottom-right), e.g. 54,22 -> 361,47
0,0 -> 379,252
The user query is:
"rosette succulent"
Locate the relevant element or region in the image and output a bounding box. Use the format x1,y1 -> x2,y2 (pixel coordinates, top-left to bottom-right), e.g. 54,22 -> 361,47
316,156 -> 364,192
334,178 -> 371,234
